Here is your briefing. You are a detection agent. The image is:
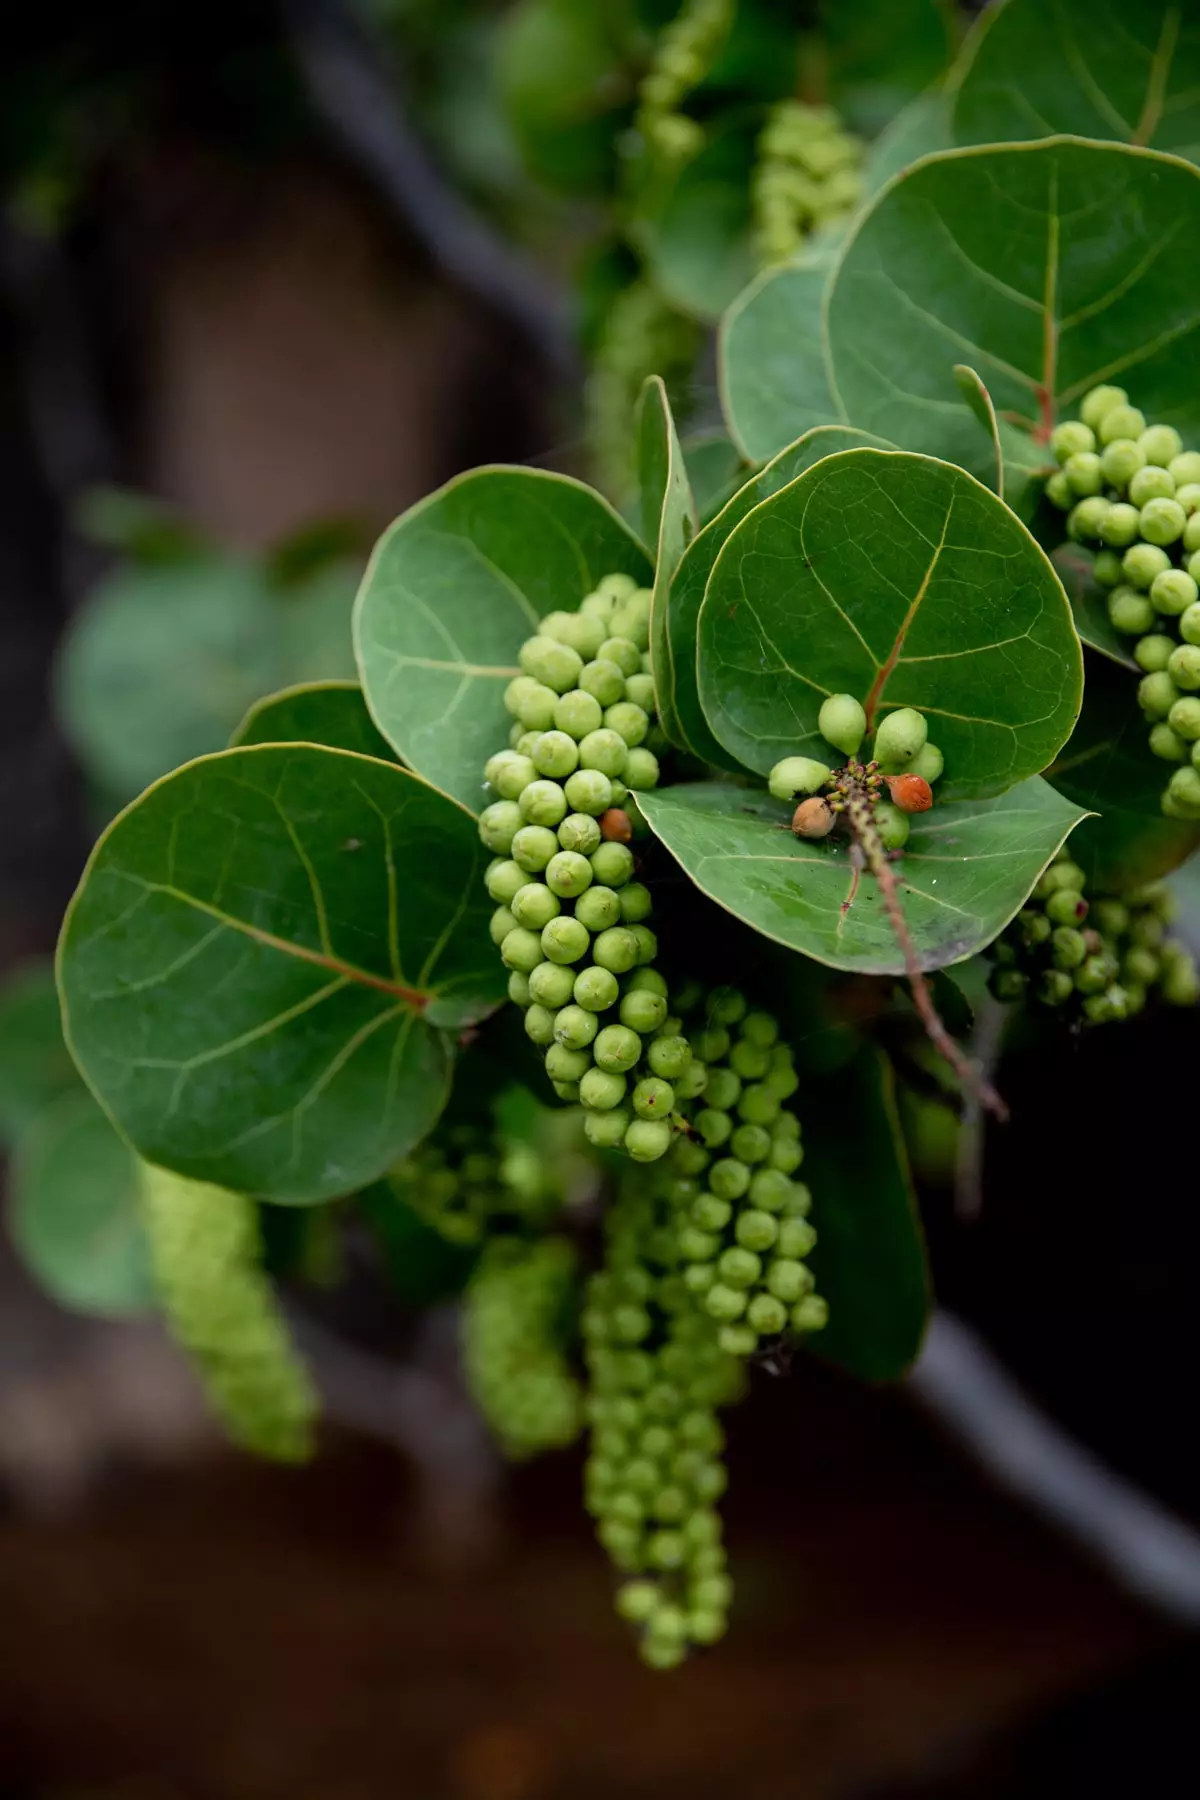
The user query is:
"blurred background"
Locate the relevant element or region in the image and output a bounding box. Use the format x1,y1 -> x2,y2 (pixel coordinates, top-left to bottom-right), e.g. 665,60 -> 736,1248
2,3 -> 1199,1796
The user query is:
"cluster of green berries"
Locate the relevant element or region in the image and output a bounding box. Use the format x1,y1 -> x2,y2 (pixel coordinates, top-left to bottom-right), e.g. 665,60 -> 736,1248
635,0 -> 733,167
987,848 -> 1199,1022
583,1171 -> 743,1669
753,101 -> 863,268
660,988 -> 827,1354
482,575 -> 688,1165
767,695 -> 943,848
388,1120 -> 558,1246
586,281 -> 701,501
461,1235 -> 584,1461
1043,384 -> 1200,819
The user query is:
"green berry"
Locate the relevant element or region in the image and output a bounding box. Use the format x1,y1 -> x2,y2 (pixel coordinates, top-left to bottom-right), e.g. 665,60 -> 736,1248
1181,603 -> 1200,646
580,1067 -> 627,1110
628,968 -> 668,997
552,688 -> 603,740
632,1077 -> 674,1119
873,707 -> 928,768
513,681 -> 560,731
1098,403 -> 1146,445
768,1137 -> 803,1173
524,1003 -> 556,1045
629,925 -> 658,965
486,751 -> 536,800
1187,515 -> 1200,554
625,672 -> 656,712
1063,450 -> 1103,495
598,636 -> 640,677
1092,549 -> 1124,586
777,1217 -> 816,1258
479,800 -> 523,853
768,756 -> 831,801
1123,542 -> 1172,588
545,1042 -> 591,1084
591,842 -> 635,887
729,1039 -> 770,1081
624,747 -> 660,789
1135,634 -> 1176,673
531,730 -> 579,779
564,768 -> 613,815
519,780 -> 568,828
575,885 -> 622,931
1045,470 -> 1072,509
1050,926 -> 1087,970
818,692 -> 867,756
765,1258 -> 812,1303
874,802 -> 910,851
574,966 -> 620,1012
604,702 -> 649,747
579,659 -> 626,707
791,1295 -> 829,1333
692,1193 -> 732,1232
616,882 -> 653,924
1138,672 -> 1179,718
608,604 -> 651,654
519,635 -> 583,693
620,990 -> 667,1034
1099,440 -> 1145,491
1129,464 -> 1175,506
1150,571 -> 1198,618
1169,696 -> 1200,739
704,1283 -> 747,1323
584,1106 -> 632,1148
512,729 -> 540,755
1068,496 -> 1111,541
490,905 -> 517,946
1166,765 -> 1200,816
500,927 -> 543,972
510,824 -> 558,871
578,729 -> 628,777
593,1024 -> 643,1073
1051,420 -> 1095,461
592,926 -> 640,973
510,882 -> 561,930
541,916 -> 591,964
679,1225 -> 720,1262
1045,886 -> 1087,926
908,742 -> 943,784
1140,497 -> 1186,545
648,1035 -> 691,1079
746,1293 -> 788,1336
1080,385 -> 1127,430
1168,645 -> 1200,690
718,1246 -> 761,1289
695,1107 -> 732,1147
542,610 -> 607,660
486,859 -> 529,906
710,1158 -> 751,1201
730,1123 -> 771,1164
1140,424 -> 1184,466
545,850 -> 593,898
1169,450 -> 1200,485
558,813 -> 602,856
735,1209 -> 778,1252
1108,586 -> 1156,634
507,971 -> 531,1006
625,1119 -> 672,1162
1096,501 -> 1140,547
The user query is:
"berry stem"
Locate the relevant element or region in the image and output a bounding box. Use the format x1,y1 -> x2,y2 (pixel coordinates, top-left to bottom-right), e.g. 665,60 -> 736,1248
839,777 -> 1009,1122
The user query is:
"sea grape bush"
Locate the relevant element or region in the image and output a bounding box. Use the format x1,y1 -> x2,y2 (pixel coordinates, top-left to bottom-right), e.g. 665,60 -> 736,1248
3,0 -> 1199,1671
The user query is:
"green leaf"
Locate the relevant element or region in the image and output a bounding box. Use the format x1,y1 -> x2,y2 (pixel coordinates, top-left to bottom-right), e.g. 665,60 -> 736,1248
698,448 -> 1083,799
495,0 -> 631,193
804,1045 -> 930,1380
232,680 -> 401,760
1050,543 -> 1138,670
9,1090 -> 155,1317
58,745 -> 505,1204
666,427 -> 891,770
826,139 -> 1200,484
953,365 -> 1002,495
861,86 -> 952,200
632,121 -> 758,323
718,255 -> 843,464
638,776 -> 1089,975
951,0 -> 1200,164
639,377 -> 698,753
1047,650 -> 1200,887
353,467 -> 651,813
681,432 -> 746,525
825,0 -> 955,138
0,962 -> 81,1147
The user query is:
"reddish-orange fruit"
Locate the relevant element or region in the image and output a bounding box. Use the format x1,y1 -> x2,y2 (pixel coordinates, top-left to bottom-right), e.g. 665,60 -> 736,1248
792,796 -> 835,838
599,807 -> 633,843
884,774 -> 933,814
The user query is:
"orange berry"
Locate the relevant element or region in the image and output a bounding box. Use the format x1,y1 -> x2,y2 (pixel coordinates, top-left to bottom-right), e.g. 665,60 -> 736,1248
792,797 -> 835,838
599,807 -> 633,843
884,774 -> 933,814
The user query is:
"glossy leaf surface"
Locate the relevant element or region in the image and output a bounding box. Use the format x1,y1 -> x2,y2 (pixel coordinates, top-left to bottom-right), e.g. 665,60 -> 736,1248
232,681 -> 400,760
719,257 -> 842,464
639,377 -> 697,753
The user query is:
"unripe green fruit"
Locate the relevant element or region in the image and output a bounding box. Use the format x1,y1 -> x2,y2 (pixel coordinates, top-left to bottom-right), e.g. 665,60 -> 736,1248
1067,496 -> 1109,540
648,1035 -> 691,1079
746,1293 -> 788,1336
531,730 -> 579,779
1109,587 -> 1156,634
1050,926 -> 1087,970
616,1580 -> 661,1625
1045,887 -> 1087,926
692,1193 -> 733,1232
598,636 -> 640,677
500,927 -> 543,973
908,742 -> 943,784
604,702 -> 649,747
1099,440 -> 1144,490
608,601 -> 651,653
520,780 -> 569,828
1148,722 -> 1185,761
1187,515 -> 1200,554
716,1323 -> 757,1357
768,755 -> 832,801
519,635 -> 583,693
734,1209 -> 778,1253
629,925 -> 658,965
524,1003 -> 556,1045
593,1024 -> 643,1073
1141,497 -> 1186,545
818,692 -> 867,756
624,747 -> 660,789
710,1157 -> 751,1201
1140,424 -> 1184,466
515,683 -> 560,732
1129,464 -> 1175,505
507,971 -> 531,1006
766,1257 -> 812,1303
590,926 -> 638,973
730,1123 -> 771,1164
1169,696 -> 1200,739
874,802 -> 910,851
694,1025 -> 730,1063
1038,858 -> 1083,894
579,658 -> 626,707
740,1010 -> 777,1047
574,966 -> 619,1012
1097,501 -> 1140,547
1051,420 -> 1095,461
1063,450 -> 1103,495
1090,898 -> 1129,936
557,687 -> 611,745
615,881 -> 652,924
584,1106 -> 631,1148
509,824 -> 556,871
503,675 -> 542,719
1163,952 -> 1200,1005
485,748 -> 528,791
512,729 -> 540,755
729,1039 -> 771,1081
557,813 -> 602,856
564,768 -> 613,815
777,1217 -> 817,1259
490,905 -> 517,946
590,841 -> 635,887
695,1107 -> 732,1147
701,1068 -> 739,1110
620,989 -> 667,1033
1169,645 -> 1200,690
625,1119 -> 672,1162
545,1042 -> 591,1084
874,707 -> 928,768
792,1295 -> 829,1333
1045,470 -> 1072,509
1180,602 -> 1200,646
541,915 -> 590,964
510,883 -> 561,930
1166,764 -> 1200,816
1037,969 -> 1075,1006
1169,450 -> 1200,486
580,1066 -> 627,1110
704,1282 -> 747,1323
625,672 -> 656,712
1150,569 -> 1199,616
578,728 -> 628,777
541,610 -> 606,661
1123,945 -> 1160,986
768,1137 -> 804,1173
1123,542 -> 1172,588
1092,549 -> 1124,587
749,1168 -> 793,1211
1138,671 -> 1179,718
1080,384 -> 1127,430
1135,633 -> 1176,673
739,1084 -> 781,1127
1074,952 -> 1116,994
632,1077 -> 674,1119
1098,403 -> 1146,444
544,850 -> 593,898
486,859 -> 529,905
629,967 -> 668,997
679,1225 -> 720,1263
575,885 -> 621,931
479,800 -> 523,852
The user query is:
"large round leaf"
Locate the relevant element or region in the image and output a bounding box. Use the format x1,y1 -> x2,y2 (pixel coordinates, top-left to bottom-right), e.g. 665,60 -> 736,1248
232,680 -> 400,760
698,448 -> 1083,799
353,468 -> 650,813
58,745 -> 504,1204
718,256 -> 843,464
666,427 -> 890,770
861,87 -> 952,200
804,1045 -> 930,1380
638,377 -> 697,752
825,139 -> 1200,484
951,0 -> 1200,163
0,963 -> 82,1148
1047,650 -> 1200,887
9,1090 -> 155,1317
638,778 -> 1088,975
